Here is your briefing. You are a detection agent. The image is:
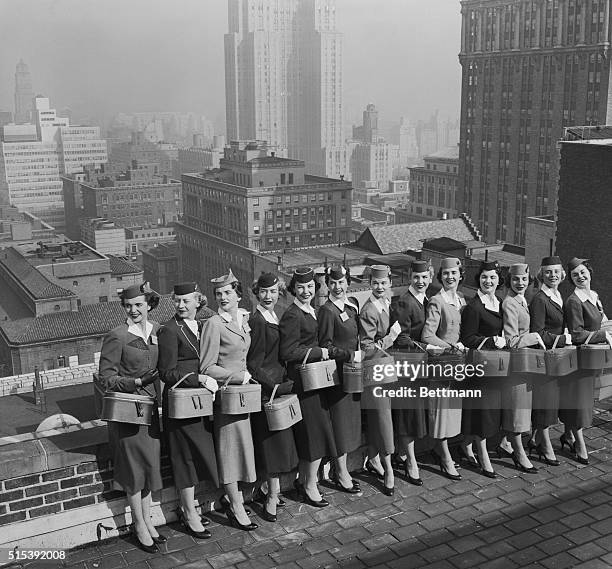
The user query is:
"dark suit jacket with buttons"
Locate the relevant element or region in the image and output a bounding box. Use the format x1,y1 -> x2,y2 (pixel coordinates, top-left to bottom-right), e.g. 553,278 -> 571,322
529,290 -> 567,349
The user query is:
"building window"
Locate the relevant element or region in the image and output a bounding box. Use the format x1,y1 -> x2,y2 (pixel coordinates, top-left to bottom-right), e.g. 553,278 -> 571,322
289,173 -> 294,184
254,212 -> 260,220
254,226 -> 260,234
73,280 -> 78,286
54,305 -> 61,311
281,173 -> 286,184
99,296 -> 108,303
99,277 -> 105,283
253,198 -> 259,206
57,356 -> 66,367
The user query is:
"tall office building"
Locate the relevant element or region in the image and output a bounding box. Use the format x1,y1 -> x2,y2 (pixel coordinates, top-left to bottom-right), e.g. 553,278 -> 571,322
14,60 -> 34,124
458,0 -> 612,245
225,0 -> 344,177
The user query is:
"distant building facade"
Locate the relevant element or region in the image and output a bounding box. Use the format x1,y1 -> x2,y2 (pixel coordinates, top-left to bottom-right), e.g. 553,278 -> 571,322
142,241 -> 178,294
177,140 -> 352,305
14,60 -> 34,124
458,0 -> 612,245
407,146 -> 459,220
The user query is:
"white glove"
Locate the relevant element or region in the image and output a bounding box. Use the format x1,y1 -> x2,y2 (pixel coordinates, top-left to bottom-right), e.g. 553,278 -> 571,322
353,350 -> 362,363
455,341 -> 467,352
321,347 -> 329,360
493,336 -> 506,349
426,344 -> 445,355
606,331 -> 612,349
242,370 -> 252,385
389,321 -> 402,339
199,374 -> 219,394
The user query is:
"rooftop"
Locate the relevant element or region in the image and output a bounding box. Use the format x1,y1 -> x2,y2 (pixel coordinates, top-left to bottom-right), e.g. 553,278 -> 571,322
259,245 -> 368,271
470,243 -> 525,267
141,242 -> 178,259
563,125 -> 612,141
0,297 -> 215,346
354,216 -> 480,255
424,145 -> 460,160
107,255 -> 143,276
0,248 -> 74,300
13,241 -> 105,268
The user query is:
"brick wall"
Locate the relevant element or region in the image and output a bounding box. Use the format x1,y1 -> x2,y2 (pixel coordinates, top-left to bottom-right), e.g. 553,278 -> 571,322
0,362 -> 96,396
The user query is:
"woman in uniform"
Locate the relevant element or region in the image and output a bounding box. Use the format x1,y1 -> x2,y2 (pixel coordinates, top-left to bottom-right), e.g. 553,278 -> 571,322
247,272 -> 299,522
421,257 -> 467,481
359,264 -> 399,495
279,267 -> 335,508
500,263 -> 544,473
529,256 -> 571,466
200,269 -> 258,531
459,260 -> 504,478
390,259 -> 431,485
98,282 -> 164,553
157,282 -> 218,539
318,265 -> 362,494
562,258 -> 612,464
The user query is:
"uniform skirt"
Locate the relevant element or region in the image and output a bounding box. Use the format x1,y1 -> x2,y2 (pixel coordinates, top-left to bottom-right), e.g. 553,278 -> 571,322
109,410 -> 162,495
501,373 -> 532,433
531,376 -> 560,429
251,410 -> 299,475
164,416 -> 219,489
426,381 -> 462,439
559,370 -> 596,429
392,380 -> 427,440
213,405 -> 257,485
362,387 -> 395,455
461,378 -> 501,439
293,389 -> 338,462
327,385 -> 362,454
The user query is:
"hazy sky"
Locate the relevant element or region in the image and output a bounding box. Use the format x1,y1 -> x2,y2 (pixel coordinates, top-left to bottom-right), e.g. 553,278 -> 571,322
0,0 -> 461,128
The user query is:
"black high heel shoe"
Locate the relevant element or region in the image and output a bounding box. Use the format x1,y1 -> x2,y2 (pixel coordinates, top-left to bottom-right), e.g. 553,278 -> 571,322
382,485 -> 395,496
402,461 -> 423,486
133,532 -> 159,554
151,532 -> 168,544
180,512 -> 211,540
560,434 -> 576,454
364,460 -> 384,479
226,505 -> 258,531
302,488 -> 329,508
573,454 -> 589,465
496,444 -> 514,459
260,496 -> 277,523
530,443 -> 560,466
511,454 -> 538,474
219,495 -> 251,515
431,451 -> 461,481
474,455 -> 496,479
457,446 -> 479,468
253,489 -> 286,508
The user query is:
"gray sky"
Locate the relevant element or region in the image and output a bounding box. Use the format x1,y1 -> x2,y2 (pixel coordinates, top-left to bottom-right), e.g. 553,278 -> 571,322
0,0 -> 461,128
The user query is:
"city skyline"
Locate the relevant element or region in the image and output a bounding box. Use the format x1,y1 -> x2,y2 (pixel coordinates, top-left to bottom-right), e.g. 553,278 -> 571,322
0,0 -> 462,128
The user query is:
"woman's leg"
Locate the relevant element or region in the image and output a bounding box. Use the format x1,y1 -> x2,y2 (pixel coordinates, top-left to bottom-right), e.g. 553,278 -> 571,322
398,435 -> 420,479
474,437 -> 493,472
573,427 -> 588,460
510,433 -> 534,468
127,491 -> 154,546
381,452 -> 394,490
180,486 -> 207,532
334,453 -> 352,486
437,439 -> 459,476
304,459 -> 324,500
266,475 -> 281,516
225,482 -> 251,525
539,426 -> 557,459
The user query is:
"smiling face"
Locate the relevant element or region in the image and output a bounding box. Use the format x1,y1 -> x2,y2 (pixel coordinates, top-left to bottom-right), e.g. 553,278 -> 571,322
371,276 -> 390,299
123,294 -> 149,324
570,264 -> 591,290
411,270 -> 431,293
295,280 -> 316,304
510,273 -> 529,295
542,265 -> 563,289
258,283 -> 279,311
215,284 -> 239,312
479,269 -> 499,295
173,292 -> 199,320
441,267 -> 460,292
329,276 -> 347,300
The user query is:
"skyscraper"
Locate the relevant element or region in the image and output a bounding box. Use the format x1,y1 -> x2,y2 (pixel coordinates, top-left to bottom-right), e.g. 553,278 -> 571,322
224,0 -> 343,177
458,0 -> 612,245
14,59 -> 34,124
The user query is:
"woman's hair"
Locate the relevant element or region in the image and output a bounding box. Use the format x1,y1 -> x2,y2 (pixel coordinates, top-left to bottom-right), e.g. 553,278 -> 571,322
251,278 -> 287,297
324,268 -> 352,286
213,280 -> 243,299
536,265 -> 566,284
287,275 -> 321,296
568,261 -> 594,285
171,290 -> 207,310
475,265 -> 501,287
436,265 -> 465,285
120,291 -> 160,310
